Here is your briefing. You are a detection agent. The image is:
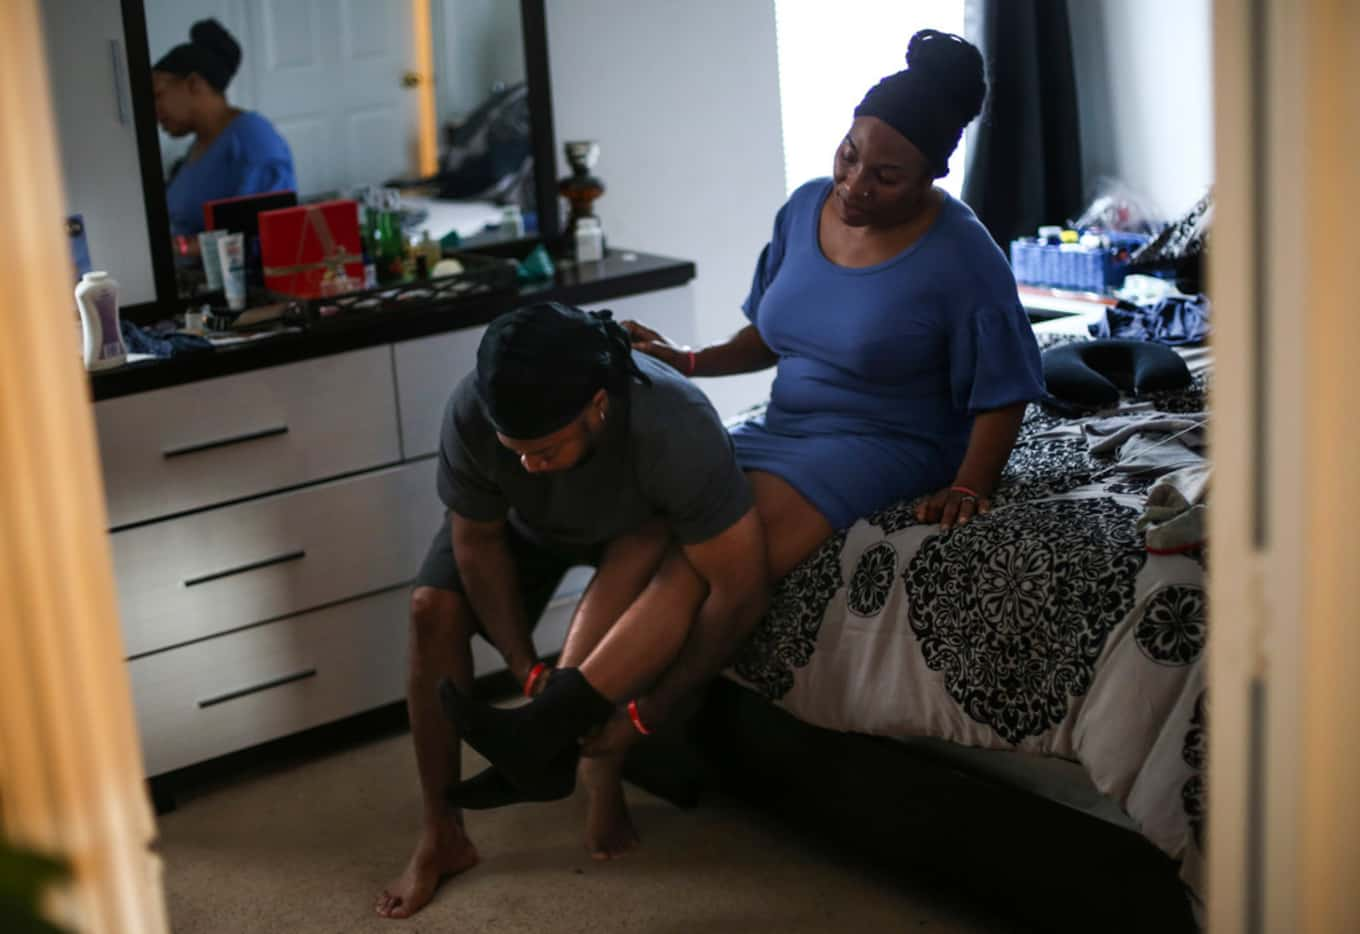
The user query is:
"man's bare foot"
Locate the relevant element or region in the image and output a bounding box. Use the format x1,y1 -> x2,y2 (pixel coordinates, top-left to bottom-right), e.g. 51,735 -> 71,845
375,822 -> 480,919
582,758 -> 640,860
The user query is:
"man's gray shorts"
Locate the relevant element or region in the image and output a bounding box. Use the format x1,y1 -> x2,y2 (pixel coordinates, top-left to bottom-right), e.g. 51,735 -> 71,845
414,519 -> 603,627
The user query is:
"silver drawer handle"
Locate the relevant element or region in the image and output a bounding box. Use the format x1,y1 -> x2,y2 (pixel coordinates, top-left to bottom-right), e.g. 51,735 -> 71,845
162,424 -> 289,459
183,549 -> 306,587
197,668 -> 318,708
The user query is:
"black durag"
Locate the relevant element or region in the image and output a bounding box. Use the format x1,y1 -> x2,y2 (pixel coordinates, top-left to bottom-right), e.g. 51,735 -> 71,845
476,302 -> 650,440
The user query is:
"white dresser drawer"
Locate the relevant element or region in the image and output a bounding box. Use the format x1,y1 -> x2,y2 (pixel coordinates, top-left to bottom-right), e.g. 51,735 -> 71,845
129,567 -> 589,776
577,285 -> 697,349
393,327 -> 485,459
96,347 -> 401,527
112,459 -> 442,657
129,588 -> 411,776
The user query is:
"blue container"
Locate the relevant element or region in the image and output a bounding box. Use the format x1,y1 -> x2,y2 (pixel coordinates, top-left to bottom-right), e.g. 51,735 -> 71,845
1008,233 -> 1150,292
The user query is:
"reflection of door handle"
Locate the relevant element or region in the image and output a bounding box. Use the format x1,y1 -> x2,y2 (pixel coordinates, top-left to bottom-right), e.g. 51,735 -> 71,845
402,71 -> 422,88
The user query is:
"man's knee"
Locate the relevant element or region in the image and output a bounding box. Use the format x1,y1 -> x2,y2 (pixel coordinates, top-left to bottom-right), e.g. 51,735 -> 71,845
653,548 -> 708,602
409,586 -> 475,650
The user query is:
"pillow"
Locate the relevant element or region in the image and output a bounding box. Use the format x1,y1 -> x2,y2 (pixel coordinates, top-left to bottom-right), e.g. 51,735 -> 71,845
1042,339 -> 1192,406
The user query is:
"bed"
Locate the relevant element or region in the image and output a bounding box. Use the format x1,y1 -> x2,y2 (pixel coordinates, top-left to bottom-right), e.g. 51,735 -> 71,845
631,336 -> 1209,932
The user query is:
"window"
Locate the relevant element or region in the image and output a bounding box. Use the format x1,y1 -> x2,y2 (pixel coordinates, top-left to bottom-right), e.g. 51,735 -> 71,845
773,0 -> 968,197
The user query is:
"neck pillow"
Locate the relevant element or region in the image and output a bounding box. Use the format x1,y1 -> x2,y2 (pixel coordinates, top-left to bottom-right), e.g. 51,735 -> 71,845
1042,339 -> 1192,407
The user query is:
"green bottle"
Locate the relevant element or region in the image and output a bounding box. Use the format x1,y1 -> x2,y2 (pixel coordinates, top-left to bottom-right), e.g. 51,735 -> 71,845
376,189 -> 407,284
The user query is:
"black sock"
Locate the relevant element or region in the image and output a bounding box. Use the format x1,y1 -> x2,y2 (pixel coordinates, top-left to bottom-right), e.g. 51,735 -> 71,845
438,669 -> 612,792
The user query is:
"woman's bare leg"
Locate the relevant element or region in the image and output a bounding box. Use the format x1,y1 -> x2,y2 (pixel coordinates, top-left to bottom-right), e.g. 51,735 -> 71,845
747,470 -> 836,578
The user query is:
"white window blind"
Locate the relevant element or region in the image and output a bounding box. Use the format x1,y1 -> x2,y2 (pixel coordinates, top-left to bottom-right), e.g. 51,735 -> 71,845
773,0 -> 969,197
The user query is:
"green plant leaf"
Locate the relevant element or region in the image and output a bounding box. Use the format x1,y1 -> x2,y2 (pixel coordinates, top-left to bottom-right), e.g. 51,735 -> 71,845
0,839 -> 71,934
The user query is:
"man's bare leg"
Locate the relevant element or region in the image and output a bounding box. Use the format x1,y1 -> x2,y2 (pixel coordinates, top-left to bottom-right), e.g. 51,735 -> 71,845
558,521 -> 669,860
375,587 -> 482,919
580,472 -> 832,857
558,519 -> 669,672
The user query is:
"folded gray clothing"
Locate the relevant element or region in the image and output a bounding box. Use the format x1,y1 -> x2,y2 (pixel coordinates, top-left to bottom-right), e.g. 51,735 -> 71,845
1137,463 -> 1212,551
1084,414 -> 1207,457
1144,463 -> 1211,511
1111,435 -> 1205,476
1141,505 -> 1207,552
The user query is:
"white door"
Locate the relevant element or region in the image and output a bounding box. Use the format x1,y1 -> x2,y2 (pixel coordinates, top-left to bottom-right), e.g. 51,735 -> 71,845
145,0 -> 422,197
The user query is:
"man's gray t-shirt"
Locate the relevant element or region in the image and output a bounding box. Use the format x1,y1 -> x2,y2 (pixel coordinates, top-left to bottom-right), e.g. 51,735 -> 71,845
436,352 -> 753,547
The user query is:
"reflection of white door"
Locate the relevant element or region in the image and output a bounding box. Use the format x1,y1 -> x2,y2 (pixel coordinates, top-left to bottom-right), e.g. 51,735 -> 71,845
250,0 -> 419,196
147,0 -> 422,197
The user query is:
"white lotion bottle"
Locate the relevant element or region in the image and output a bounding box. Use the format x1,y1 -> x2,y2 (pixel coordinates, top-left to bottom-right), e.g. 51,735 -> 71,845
74,271 -> 126,370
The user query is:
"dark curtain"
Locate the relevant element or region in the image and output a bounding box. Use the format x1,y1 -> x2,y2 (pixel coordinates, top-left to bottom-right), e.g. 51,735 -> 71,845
962,0 -> 1084,249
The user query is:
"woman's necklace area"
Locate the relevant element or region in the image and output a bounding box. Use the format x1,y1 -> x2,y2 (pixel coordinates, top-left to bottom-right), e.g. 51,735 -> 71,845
824,189 -> 942,268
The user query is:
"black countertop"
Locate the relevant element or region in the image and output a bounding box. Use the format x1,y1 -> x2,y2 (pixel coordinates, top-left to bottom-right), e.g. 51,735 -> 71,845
91,249 -> 695,402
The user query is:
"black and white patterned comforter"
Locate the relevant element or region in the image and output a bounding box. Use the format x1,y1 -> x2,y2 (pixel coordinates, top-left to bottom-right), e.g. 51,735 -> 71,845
728,373 -> 1209,909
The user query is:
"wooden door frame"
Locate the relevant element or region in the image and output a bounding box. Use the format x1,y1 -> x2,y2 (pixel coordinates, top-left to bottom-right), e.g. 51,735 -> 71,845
1209,1 -> 1360,931
1,1 -> 169,929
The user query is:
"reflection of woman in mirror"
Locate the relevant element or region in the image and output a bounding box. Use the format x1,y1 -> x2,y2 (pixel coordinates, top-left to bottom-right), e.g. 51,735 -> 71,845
153,19 -> 296,237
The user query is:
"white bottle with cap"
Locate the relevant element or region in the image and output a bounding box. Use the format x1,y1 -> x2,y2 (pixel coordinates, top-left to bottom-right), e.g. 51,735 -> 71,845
574,217 -> 604,262
74,271 -> 126,370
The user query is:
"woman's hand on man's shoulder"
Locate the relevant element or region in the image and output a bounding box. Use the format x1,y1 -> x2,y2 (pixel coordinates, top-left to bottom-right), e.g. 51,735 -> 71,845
622,319 -> 691,374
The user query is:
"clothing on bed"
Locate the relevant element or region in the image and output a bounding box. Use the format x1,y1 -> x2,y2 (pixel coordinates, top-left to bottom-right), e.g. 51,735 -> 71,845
1084,413 -> 1207,480
1089,294 -> 1211,346
728,366 -> 1211,916
730,178 -> 1045,529
1138,463 -> 1210,552
437,351 -> 752,547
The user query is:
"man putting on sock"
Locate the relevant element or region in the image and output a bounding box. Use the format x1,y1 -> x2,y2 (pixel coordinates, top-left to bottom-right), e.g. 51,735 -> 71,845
376,302 -> 768,919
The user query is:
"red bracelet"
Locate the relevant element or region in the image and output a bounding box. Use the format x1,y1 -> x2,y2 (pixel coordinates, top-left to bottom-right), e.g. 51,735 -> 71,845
950,484 -> 982,500
683,349 -> 697,377
523,662 -> 548,698
627,699 -> 652,736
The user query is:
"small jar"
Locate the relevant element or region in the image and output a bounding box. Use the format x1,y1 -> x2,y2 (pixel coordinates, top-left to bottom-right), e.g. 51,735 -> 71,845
500,204 -> 524,238
574,217 -> 604,262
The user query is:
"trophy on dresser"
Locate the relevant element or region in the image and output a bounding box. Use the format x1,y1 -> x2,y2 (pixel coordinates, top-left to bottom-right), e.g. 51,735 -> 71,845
559,140 -> 605,242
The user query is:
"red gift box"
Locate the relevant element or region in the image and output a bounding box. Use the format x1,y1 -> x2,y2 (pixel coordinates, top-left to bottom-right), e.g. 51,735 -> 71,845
258,200 -> 363,298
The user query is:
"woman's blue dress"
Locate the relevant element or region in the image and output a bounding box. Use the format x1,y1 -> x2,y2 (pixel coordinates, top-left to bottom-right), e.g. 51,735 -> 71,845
165,111 -> 297,236
730,178 -> 1045,530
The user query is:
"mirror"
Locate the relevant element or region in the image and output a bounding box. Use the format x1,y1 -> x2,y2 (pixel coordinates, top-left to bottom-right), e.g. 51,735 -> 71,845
133,0 -> 552,304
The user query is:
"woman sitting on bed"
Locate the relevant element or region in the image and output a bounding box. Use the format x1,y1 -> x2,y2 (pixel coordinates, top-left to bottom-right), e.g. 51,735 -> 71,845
628,29 -> 1045,568
583,28 -> 1046,858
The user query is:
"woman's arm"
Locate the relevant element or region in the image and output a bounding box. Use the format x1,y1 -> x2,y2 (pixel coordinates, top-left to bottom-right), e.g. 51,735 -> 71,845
915,402 -> 1027,529
622,320 -> 777,378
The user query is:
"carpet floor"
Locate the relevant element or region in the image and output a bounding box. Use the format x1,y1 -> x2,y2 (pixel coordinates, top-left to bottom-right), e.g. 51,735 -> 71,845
157,730 -> 1026,933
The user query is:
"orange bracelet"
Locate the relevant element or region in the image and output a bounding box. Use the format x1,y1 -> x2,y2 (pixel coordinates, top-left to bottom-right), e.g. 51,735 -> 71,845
523,662 -> 548,698
683,349 -> 697,377
950,484 -> 982,500
627,699 -> 652,736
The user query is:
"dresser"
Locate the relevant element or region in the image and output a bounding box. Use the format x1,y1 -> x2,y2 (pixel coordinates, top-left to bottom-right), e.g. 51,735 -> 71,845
96,281 -> 695,778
